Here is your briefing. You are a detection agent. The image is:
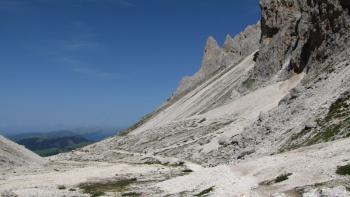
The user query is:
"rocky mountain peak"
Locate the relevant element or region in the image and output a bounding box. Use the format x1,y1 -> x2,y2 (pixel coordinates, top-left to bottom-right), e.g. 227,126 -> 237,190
201,36 -> 224,72
205,36 -> 220,51
223,34 -> 234,53
171,24 -> 260,100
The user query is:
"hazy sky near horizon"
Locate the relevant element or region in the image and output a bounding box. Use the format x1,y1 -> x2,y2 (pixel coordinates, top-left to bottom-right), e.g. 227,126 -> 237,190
0,0 -> 260,133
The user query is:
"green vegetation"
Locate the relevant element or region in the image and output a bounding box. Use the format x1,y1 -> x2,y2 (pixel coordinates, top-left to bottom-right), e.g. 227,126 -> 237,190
35,148 -> 61,157
79,178 -> 137,197
182,169 -> 193,173
242,78 -> 256,90
57,185 -> 66,190
305,93 -> 350,145
281,92 -> 350,152
336,164 -> 350,175
259,173 -> 293,186
68,188 -> 76,191
194,186 -> 215,196
37,142 -> 91,156
275,173 -> 292,183
91,191 -> 105,197
121,192 -> 142,197
17,136 -> 93,157
8,129 -> 118,156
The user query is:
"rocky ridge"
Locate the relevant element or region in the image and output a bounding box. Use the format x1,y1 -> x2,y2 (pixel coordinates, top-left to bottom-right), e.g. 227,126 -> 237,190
1,0 -> 350,196
172,22 -> 261,100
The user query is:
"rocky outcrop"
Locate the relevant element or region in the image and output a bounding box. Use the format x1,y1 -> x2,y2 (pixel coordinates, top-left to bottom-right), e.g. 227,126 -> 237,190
251,0 -> 350,81
173,37 -> 225,99
172,23 -> 261,100
224,22 -> 261,59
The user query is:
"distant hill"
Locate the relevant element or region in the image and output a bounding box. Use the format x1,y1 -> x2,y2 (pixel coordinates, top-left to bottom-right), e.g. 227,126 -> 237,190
5,129 -> 120,157
16,135 -> 93,157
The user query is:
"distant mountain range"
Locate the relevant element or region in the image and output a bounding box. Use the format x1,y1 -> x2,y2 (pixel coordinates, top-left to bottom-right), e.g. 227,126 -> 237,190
5,129 -> 120,157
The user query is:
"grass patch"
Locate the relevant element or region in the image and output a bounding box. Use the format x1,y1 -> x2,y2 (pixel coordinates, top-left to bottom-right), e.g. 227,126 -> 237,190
275,173 -> 292,183
79,178 -> 137,197
57,185 -> 66,190
194,186 -> 215,196
242,78 -> 256,90
336,164 -> 350,175
182,169 -> 193,173
259,173 -> 293,186
280,92 -> 350,152
90,191 -> 105,197
121,192 -> 142,197
118,130 -> 131,137
68,188 -> 76,191
304,93 -> 350,145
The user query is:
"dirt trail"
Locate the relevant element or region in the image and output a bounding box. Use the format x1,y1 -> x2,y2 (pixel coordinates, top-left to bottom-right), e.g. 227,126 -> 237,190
157,138 -> 350,196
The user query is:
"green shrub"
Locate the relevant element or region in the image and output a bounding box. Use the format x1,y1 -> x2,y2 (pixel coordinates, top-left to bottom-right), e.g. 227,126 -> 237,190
242,78 -> 256,89
91,191 -> 105,197
57,185 -> 66,190
275,173 -> 292,183
182,169 -> 193,173
194,186 -> 214,196
122,192 -> 142,197
336,164 -> 350,175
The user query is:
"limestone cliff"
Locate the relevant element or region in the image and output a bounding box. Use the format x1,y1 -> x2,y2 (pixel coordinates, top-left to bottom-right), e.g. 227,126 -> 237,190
251,0 -> 350,82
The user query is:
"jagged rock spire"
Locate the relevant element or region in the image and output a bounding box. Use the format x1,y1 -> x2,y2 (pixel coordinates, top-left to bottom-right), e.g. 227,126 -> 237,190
224,34 -> 235,53
205,36 -> 220,51
172,24 -> 261,100
202,36 -> 223,68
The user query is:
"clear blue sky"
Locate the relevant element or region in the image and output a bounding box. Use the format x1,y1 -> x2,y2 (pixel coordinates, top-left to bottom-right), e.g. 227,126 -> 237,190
0,0 -> 260,133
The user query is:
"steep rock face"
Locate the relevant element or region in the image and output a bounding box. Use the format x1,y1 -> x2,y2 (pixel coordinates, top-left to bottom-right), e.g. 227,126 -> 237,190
251,0 -> 350,81
173,23 -> 260,99
208,0 -> 350,165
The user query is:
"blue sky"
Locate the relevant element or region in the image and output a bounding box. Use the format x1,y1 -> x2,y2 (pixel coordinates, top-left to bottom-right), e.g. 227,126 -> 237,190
0,0 -> 260,133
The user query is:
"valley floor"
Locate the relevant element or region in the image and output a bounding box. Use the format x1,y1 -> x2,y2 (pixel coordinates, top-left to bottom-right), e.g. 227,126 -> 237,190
1,138 -> 349,197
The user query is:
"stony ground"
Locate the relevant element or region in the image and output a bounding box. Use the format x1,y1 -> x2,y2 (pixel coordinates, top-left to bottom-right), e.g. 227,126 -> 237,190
1,138 -> 349,196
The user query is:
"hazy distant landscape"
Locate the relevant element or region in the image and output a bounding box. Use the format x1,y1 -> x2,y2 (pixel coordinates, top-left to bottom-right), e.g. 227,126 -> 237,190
5,129 -> 119,156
